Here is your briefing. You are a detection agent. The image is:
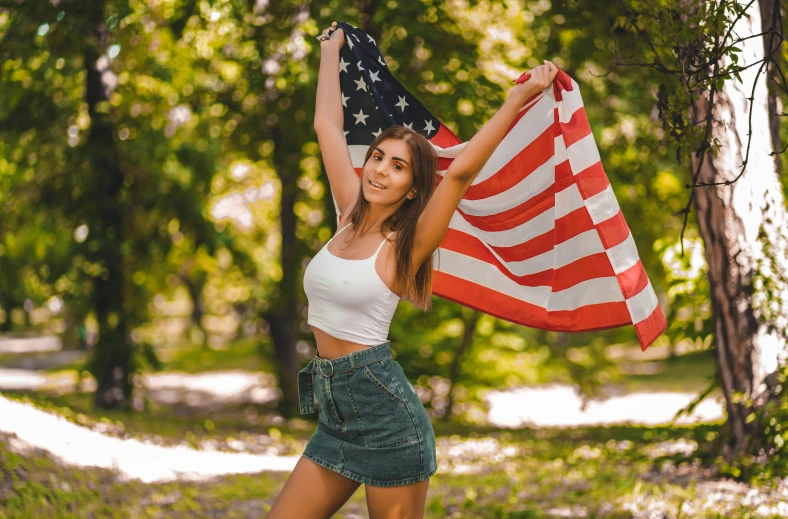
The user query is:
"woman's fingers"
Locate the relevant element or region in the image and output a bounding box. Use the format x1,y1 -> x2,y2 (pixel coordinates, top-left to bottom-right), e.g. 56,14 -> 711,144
518,61 -> 557,88
318,22 -> 339,41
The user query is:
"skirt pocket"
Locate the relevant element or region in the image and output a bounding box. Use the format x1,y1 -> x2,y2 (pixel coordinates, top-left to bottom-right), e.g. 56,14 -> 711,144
350,359 -> 418,448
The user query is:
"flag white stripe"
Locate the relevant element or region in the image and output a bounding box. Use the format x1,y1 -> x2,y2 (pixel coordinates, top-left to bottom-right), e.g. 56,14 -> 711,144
607,233 -> 640,275
472,94 -> 556,184
556,79 -> 585,124
585,184 -> 621,225
434,249 -> 625,310
459,158 -> 556,215
448,214 -> 605,276
626,280 -> 659,323
567,133 -> 602,177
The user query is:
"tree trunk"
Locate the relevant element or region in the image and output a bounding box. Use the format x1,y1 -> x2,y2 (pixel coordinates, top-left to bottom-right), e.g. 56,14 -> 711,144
760,0 -> 783,177
83,2 -> 134,410
178,268 -> 207,346
690,0 -> 788,461
264,122 -> 301,418
442,308 -> 480,421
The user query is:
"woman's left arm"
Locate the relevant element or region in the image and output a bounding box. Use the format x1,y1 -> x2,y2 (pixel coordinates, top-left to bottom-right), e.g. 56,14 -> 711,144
410,61 -> 558,271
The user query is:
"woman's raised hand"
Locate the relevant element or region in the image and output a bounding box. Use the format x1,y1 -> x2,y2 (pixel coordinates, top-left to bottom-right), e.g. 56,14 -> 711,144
318,21 -> 344,51
508,60 -> 558,105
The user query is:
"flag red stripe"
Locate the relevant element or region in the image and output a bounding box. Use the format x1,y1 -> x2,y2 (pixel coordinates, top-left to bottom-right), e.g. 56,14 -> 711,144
433,270 -> 633,332
462,127 -> 555,201
559,104 -> 592,148
617,260 -> 650,299
456,158 -> 576,232
462,206 -> 594,263
574,161 -> 609,200
442,228 -> 616,290
595,211 -> 631,249
634,306 -> 668,352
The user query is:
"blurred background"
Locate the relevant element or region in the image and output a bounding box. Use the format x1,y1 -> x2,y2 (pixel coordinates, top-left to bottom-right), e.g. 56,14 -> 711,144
1,0 -> 787,517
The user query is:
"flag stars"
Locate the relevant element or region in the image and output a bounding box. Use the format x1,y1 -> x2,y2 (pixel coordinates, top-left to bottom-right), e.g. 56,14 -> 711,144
343,130 -> 349,140
338,57 -> 349,73
395,95 -> 409,112
424,119 -> 436,135
378,55 -> 386,67
403,121 -> 413,129
357,60 -> 365,72
369,69 -> 381,83
341,91 -> 349,107
354,76 -> 368,92
353,108 -> 369,125
368,34 -> 376,44
346,36 -> 354,50
372,128 -> 382,137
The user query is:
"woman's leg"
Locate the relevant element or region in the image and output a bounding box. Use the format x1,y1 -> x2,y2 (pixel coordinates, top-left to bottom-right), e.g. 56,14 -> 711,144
266,456 -> 362,518
364,478 -> 431,519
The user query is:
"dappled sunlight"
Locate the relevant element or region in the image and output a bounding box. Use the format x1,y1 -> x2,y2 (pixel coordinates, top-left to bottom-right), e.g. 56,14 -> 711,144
0,369 -> 50,391
0,396 -> 298,483
0,336 -> 61,354
486,385 -> 723,427
437,437 -> 520,475
617,477 -> 788,518
142,370 -> 279,408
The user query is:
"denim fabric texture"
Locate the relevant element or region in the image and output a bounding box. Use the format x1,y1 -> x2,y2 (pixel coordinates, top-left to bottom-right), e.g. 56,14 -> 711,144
297,340 -> 438,487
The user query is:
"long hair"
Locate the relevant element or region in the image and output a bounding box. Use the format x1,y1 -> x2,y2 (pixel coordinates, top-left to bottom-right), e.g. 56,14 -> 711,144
344,126 -> 438,311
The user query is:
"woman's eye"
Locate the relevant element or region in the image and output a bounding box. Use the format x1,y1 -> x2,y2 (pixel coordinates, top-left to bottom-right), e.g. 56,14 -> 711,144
373,155 -> 401,170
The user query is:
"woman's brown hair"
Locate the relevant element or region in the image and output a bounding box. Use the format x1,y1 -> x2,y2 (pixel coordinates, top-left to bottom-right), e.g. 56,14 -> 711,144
343,125 -> 438,311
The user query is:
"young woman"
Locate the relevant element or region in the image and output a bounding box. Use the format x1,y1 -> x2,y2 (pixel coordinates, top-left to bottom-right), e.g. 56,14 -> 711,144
267,22 -> 557,519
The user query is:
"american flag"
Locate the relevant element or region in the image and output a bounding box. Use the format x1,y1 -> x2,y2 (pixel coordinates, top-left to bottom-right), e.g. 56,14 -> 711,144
326,21 -> 666,351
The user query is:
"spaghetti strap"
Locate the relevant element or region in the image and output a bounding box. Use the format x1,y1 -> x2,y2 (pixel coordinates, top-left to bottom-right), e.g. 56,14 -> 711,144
327,222 -> 354,244
373,231 -> 396,257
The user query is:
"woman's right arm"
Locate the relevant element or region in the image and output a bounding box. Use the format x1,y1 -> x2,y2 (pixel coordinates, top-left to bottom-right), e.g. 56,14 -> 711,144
314,26 -> 359,217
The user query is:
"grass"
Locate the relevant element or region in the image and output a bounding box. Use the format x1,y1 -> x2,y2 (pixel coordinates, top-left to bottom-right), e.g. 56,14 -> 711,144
3,414 -> 786,518
156,336 -> 278,374
0,433 -> 292,519
614,347 -> 718,393
5,344 -> 782,517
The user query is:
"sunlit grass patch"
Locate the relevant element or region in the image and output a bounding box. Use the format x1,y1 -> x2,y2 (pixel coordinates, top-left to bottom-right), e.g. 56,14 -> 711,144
1,390 -> 314,456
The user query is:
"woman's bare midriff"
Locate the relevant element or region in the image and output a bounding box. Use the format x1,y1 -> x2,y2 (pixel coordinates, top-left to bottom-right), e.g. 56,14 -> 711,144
311,325 -> 375,360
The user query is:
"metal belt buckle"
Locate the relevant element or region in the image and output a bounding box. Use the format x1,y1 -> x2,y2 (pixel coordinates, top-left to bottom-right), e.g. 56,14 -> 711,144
318,358 -> 334,377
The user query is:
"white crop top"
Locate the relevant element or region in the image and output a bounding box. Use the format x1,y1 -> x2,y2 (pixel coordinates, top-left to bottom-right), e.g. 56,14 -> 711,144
303,222 -> 401,346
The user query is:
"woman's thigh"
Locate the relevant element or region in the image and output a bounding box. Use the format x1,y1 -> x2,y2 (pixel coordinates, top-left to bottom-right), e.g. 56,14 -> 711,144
267,456 -> 362,519
365,478 -> 431,519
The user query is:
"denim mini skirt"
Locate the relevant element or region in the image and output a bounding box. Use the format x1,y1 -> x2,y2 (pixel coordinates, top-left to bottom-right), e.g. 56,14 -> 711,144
297,340 -> 437,487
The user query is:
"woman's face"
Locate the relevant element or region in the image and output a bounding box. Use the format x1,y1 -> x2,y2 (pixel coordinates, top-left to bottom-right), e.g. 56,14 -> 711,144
362,138 -> 417,204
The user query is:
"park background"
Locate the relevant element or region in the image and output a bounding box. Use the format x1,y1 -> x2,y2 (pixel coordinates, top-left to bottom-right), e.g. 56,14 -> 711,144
2,0 -> 788,517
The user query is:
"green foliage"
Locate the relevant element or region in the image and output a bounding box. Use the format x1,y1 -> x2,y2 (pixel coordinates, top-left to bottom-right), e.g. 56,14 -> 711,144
0,0 -> 723,425
709,362 -> 788,484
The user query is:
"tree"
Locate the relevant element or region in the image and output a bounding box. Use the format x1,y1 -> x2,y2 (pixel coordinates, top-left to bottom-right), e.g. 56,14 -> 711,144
607,0 -> 788,468
687,0 -> 788,462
